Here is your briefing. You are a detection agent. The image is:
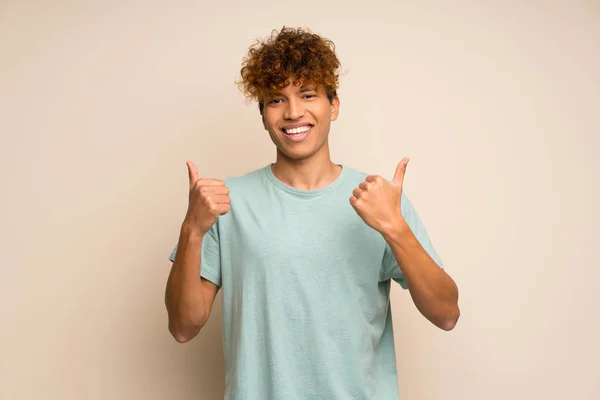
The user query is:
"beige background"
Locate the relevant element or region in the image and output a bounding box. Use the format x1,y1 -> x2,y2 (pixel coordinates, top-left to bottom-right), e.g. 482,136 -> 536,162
1,1 -> 599,399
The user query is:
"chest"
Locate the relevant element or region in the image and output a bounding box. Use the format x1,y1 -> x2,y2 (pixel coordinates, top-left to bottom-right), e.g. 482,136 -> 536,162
221,193 -> 385,284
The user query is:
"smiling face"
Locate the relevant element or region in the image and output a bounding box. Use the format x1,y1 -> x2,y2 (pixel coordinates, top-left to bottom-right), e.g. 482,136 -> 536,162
261,79 -> 340,162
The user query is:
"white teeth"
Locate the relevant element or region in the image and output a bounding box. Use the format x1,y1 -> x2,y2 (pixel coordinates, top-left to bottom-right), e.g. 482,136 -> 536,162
284,125 -> 311,134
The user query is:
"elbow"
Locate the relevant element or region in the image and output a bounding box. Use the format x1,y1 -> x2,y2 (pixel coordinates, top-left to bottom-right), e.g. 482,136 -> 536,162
169,325 -> 194,343
169,322 -> 201,343
440,319 -> 457,332
439,306 -> 460,331
168,314 -> 207,343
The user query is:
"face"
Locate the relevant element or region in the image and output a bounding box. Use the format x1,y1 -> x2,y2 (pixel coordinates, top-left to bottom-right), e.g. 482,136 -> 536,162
261,79 -> 340,162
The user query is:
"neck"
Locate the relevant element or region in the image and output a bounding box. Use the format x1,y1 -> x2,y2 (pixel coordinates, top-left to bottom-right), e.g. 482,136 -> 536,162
271,145 -> 342,191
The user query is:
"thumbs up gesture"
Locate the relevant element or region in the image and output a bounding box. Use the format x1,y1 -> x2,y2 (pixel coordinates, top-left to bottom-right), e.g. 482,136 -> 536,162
184,161 -> 231,236
349,157 -> 409,236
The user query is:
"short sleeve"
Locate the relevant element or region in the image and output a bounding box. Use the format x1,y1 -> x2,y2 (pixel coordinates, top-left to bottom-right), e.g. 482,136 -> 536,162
380,193 -> 443,289
168,222 -> 222,287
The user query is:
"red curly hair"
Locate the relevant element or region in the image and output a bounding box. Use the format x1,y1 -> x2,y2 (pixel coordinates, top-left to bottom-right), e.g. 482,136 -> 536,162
237,26 -> 341,114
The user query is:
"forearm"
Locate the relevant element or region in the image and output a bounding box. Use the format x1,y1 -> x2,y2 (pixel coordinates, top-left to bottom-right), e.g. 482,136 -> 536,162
165,224 -> 208,341
383,220 -> 460,331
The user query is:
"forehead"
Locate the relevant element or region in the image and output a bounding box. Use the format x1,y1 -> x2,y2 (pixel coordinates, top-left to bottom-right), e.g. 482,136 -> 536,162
269,79 -> 320,95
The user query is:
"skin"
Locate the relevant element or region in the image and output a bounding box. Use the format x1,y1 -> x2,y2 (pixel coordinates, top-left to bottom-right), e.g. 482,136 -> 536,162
350,158 -> 460,330
263,79 -> 459,330
166,77 -> 459,343
164,162 -> 229,343
260,79 -> 342,190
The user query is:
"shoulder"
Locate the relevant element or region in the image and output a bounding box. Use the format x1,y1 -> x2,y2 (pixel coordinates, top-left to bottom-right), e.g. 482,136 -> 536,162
220,165 -> 272,204
341,165 -> 401,190
340,165 -> 371,184
223,165 -> 269,189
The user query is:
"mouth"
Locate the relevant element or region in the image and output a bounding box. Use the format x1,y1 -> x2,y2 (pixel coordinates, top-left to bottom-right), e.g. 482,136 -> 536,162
279,124 -> 314,143
281,124 -> 314,136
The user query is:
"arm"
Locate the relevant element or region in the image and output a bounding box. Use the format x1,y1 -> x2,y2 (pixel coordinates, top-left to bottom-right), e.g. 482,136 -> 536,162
165,223 -> 220,343
382,221 -> 459,331
165,160 -> 229,343
349,158 -> 459,331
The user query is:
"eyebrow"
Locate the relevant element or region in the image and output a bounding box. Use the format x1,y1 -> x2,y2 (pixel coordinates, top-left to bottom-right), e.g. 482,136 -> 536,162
299,86 -> 316,93
267,85 -> 317,99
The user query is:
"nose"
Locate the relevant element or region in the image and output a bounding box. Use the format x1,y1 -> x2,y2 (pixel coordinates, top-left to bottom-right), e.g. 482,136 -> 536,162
283,98 -> 305,120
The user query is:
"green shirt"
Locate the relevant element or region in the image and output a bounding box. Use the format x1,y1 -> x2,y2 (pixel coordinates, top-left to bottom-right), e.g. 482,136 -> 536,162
169,164 -> 443,399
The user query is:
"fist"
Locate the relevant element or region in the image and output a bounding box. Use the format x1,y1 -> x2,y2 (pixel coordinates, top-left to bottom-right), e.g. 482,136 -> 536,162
184,161 -> 231,236
350,158 -> 409,236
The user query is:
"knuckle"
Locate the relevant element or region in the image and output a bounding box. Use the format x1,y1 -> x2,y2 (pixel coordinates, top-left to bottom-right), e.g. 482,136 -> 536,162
201,196 -> 212,206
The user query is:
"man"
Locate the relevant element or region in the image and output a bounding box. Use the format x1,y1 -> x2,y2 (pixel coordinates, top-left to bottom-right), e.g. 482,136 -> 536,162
165,26 -> 459,399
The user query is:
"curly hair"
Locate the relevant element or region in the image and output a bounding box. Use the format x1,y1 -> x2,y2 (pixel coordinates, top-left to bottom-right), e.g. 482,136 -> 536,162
237,26 -> 341,113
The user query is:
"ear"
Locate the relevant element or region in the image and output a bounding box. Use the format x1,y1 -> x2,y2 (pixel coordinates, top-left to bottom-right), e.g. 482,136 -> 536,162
261,113 -> 267,130
330,96 -> 340,121
258,101 -> 269,130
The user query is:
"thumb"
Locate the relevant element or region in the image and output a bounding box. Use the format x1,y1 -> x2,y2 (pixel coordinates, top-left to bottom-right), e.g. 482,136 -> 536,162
186,160 -> 199,187
393,157 -> 409,185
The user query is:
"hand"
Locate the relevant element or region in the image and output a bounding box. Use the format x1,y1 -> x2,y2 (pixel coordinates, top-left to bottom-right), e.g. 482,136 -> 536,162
349,157 -> 409,235
183,161 -> 231,236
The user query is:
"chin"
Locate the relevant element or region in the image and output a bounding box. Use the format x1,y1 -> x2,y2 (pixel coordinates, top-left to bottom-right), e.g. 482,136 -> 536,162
269,129 -> 328,161
278,148 -> 315,161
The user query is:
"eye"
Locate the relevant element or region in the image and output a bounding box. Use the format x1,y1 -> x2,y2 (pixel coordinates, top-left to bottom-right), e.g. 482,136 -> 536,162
303,94 -> 316,99
268,98 -> 283,104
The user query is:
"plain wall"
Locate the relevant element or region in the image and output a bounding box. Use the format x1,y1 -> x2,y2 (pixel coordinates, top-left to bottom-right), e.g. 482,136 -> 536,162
1,1 -> 599,399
